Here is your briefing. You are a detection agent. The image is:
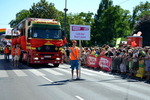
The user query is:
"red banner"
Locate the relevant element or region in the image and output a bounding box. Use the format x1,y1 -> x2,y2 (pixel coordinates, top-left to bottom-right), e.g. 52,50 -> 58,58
30,38 -> 67,47
86,55 -> 100,68
99,56 -> 112,71
30,39 -> 47,47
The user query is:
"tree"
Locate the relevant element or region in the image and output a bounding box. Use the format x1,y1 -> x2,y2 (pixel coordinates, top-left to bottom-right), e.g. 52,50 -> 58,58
9,9 -> 30,28
92,0 -> 113,46
59,12 -> 94,46
29,0 -> 59,19
135,15 -> 150,46
9,0 -> 59,28
130,1 -> 150,32
92,0 -> 131,46
131,1 -> 150,46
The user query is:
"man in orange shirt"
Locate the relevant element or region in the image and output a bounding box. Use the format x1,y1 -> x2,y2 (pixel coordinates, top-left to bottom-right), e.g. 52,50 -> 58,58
70,40 -> 80,80
4,45 -> 10,61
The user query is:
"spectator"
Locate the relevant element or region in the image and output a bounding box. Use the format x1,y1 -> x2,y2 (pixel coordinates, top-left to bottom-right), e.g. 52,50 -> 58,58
14,44 -> 21,67
132,49 -> 139,76
90,48 -> 96,55
4,45 -> 10,61
65,47 -> 70,64
61,47 -> 66,64
119,50 -> 127,74
144,49 -> 150,81
81,47 -> 90,66
0,45 -> 3,55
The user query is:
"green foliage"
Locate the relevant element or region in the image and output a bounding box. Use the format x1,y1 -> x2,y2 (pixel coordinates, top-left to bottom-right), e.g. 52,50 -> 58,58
9,0 -> 59,28
61,12 -> 94,46
92,0 -> 131,46
135,15 -> 150,46
29,0 -> 58,19
131,1 -> 150,46
130,1 -> 150,31
9,0 -> 150,46
9,9 -> 30,28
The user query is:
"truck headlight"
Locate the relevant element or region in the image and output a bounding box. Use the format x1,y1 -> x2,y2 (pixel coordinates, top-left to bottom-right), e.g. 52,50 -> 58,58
33,57 -> 39,60
56,58 -> 61,60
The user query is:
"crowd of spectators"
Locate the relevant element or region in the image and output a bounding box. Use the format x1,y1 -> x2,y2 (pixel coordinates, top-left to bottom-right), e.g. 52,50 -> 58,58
62,44 -> 150,81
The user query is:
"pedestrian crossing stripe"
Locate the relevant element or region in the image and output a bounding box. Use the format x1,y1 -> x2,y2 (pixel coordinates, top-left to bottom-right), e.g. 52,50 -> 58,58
0,67 -> 116,78
42,68 -> 63,75
28,69 -> 46,76
55,68 -> 70,74
13,69 -> 27,77
0,70 -> 8,78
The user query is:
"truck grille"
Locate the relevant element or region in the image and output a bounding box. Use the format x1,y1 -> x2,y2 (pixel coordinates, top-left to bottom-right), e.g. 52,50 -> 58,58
36,45 -> 58,52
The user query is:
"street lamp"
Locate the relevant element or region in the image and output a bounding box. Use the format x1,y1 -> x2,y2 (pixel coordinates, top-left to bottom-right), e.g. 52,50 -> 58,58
64,0 -> 68,36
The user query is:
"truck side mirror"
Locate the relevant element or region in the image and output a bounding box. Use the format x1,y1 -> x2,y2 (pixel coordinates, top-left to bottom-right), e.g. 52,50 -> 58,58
28,29 -> 31,38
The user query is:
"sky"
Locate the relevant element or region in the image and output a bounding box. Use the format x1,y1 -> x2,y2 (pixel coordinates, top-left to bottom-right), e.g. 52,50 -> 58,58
0,0 -> 148,28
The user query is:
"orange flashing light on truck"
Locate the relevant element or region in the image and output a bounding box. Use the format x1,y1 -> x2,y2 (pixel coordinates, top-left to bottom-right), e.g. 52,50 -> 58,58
12,18 -> 67,67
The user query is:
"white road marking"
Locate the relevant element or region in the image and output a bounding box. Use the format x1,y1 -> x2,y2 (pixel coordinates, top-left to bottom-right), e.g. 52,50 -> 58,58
56,68 -> 70,74
42,76 -> 53,82
57,67 -> 95,76
81,68 -> 113,77
13,69 -> 27,77
75,96 -> 84,100
28,69 -> 45,76
43,68 -> 63,75
81,71 -> 95,76
0,70 -> 8,78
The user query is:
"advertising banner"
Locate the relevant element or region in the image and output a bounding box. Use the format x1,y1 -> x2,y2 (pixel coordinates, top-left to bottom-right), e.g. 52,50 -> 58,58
99,56 -> 112,71
6,28 -> 13,35
86,55 -> 100,68
70,25 -> 90,40
115,38 -> 121,48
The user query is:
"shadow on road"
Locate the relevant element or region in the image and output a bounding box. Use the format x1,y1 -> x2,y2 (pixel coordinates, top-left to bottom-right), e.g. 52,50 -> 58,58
39,79 -> 86,86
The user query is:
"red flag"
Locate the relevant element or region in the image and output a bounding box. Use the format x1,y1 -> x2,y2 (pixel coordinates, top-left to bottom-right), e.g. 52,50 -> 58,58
63,37 -> 67,44
20,36 -> 26,50
12,38 -> 17,45
30,39 -> 47,47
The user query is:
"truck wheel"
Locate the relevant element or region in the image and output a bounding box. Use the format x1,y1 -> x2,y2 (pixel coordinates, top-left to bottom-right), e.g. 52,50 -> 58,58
54,64 -> 59,67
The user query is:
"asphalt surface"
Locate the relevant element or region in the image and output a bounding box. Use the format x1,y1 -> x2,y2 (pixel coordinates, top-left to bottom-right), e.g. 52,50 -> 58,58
0,55 -> 150,100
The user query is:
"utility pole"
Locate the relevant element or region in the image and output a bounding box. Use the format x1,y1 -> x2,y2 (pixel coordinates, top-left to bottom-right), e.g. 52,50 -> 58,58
64,0 -> 68,36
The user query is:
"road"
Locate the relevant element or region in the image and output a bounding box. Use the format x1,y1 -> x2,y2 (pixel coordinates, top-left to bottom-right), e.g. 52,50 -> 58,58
0,55 -> 150,100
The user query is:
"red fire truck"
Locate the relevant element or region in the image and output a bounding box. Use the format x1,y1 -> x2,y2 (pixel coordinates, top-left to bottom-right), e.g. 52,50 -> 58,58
12,18 -> 67,67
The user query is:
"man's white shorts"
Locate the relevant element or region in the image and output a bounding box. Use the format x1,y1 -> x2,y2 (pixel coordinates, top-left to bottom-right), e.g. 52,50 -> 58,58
14,55 -> 20,61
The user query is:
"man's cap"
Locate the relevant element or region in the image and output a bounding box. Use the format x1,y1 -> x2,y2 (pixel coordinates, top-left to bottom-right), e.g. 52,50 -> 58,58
72,40 -> 77,43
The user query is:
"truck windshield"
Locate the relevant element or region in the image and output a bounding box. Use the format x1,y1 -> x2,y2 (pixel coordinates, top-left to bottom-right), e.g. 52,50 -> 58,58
32,29 -> 62,39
